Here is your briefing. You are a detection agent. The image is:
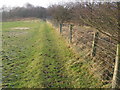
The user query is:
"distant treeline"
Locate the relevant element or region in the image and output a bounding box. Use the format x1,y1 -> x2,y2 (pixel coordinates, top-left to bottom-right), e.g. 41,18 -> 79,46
2,3 -> 47,21
1,2 -> 119,39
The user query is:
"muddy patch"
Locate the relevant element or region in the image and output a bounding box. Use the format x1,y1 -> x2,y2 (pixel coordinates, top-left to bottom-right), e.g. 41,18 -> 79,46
11,27 -> 30,30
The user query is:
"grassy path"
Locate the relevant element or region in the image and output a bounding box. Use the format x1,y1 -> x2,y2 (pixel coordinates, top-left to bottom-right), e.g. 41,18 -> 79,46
40,23 -> 73,88
2,20 -> 102,88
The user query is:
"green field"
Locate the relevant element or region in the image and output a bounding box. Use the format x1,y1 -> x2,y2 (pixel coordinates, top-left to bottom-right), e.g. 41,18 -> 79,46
2,20 -> 103,88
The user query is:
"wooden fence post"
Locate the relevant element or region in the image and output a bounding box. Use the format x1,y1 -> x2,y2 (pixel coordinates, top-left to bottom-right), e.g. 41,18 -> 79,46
91,32 -> 99,57
112,2 -> 120,88
60,23 -> 62,34
112,44 -> 120,88
69,24 -> 73,43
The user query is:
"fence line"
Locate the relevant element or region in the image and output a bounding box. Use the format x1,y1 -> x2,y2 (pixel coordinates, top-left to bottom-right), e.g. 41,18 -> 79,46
58,23 -> 119,88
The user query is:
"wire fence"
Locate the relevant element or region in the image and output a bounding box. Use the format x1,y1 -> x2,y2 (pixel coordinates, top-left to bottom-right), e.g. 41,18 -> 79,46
54,23 -> 119,88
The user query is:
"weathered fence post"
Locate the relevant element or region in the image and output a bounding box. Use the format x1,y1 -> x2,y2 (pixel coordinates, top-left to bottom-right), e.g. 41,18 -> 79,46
60,23 -> 62,34
91,32 -> 99,57
69,24 -> 73,43
112,2 -> 120,88
112,44 -> 120,88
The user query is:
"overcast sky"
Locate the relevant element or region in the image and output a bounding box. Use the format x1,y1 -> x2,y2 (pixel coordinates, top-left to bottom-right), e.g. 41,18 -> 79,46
0,0 -> 74,8
1,0 -> 119,8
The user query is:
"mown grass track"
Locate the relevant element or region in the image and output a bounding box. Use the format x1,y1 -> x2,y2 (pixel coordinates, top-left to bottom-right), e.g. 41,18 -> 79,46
2,20 -> 103,88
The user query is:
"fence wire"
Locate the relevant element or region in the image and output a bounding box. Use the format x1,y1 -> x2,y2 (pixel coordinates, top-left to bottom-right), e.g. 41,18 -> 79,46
60,23 -> 118,88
